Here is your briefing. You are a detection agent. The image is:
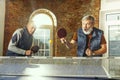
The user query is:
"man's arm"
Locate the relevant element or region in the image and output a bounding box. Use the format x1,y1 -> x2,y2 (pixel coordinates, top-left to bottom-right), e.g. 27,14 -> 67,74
86,34 -> 107,56
60,32 -> 77,49
86,44 -> 107,56
93,44 -> 107,55
70,39 -> 77,44
8,29 -> 26,55
93,34 -> 107,55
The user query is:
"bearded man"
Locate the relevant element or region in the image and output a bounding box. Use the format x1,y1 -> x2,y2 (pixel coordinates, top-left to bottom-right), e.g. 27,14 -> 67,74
61,15 -> 107,57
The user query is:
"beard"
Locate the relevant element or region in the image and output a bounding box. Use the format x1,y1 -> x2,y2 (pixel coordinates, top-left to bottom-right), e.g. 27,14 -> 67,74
82,27 -> 93,35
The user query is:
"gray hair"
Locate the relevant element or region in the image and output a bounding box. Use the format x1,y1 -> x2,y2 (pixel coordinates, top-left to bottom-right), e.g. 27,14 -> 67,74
27,20 -> 36,28
82,15 -> 95,22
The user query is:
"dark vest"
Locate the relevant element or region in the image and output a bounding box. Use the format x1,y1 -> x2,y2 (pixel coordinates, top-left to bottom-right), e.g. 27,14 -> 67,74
77,27 -> 103,57
7,27 -> 33,56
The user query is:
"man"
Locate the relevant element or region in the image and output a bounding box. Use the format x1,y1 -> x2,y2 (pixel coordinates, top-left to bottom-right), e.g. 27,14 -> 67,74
6,20 -> 36,56
61,15 -> 107,57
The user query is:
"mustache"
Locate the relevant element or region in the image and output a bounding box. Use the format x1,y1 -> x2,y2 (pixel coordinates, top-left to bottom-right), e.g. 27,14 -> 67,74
83,28 -> 93,35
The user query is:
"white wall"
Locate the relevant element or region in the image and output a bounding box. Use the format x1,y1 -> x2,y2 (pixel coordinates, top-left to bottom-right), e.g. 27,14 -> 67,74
100,0 -> 120,57
0,0 -> 5,56
100,0 -> 120,73
101,0 -> 120,11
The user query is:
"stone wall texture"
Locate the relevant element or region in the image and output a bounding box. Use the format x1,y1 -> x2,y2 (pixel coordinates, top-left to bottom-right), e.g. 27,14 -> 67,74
4,0 -> 100,56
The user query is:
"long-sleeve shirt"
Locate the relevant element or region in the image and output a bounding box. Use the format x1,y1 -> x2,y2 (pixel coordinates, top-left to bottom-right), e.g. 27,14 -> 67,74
7,27 -> 33,56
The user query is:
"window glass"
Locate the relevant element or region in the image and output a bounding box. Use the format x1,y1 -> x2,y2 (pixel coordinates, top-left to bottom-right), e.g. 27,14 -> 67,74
107,13 -> 120,56
32,13 -> 53,56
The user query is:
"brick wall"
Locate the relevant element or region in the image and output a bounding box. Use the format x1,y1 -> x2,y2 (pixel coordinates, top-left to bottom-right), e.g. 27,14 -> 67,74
4,0 -> 100,56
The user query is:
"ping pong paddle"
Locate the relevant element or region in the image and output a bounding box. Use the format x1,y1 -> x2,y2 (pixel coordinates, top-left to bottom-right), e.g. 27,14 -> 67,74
57,28 -> 67,38
57,28 -> 70,49
31,45 -> 40,53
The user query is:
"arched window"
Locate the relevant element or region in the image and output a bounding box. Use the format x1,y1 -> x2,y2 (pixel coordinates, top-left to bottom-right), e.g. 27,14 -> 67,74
29,9 -> 57,56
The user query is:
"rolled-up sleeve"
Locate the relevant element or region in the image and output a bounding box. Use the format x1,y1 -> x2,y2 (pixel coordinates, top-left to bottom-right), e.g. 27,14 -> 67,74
72,32 -> 78,41
101,35 -> 107,44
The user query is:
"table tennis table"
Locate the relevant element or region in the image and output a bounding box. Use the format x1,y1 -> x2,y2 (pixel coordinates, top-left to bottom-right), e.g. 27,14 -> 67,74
0,57 -> 119,80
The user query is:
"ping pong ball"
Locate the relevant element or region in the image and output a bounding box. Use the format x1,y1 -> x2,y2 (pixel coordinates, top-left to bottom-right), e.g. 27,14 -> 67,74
49,40 -> 52,43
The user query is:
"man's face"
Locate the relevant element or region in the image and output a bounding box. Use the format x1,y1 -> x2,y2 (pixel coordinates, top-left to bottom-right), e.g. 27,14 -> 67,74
27,25 -> 36,35
82,20 -> 94,35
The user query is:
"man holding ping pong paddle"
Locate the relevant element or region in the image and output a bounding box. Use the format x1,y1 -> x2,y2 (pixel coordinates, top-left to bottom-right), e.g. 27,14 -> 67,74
6,20 -> 39,56
59,15 -> 107,57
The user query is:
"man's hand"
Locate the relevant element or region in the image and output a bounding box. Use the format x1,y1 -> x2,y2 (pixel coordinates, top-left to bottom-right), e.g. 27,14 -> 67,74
25,50 -> 32,56
31,45 -> 39,53
60,38 -> 66,44
85,48 -> 93,56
